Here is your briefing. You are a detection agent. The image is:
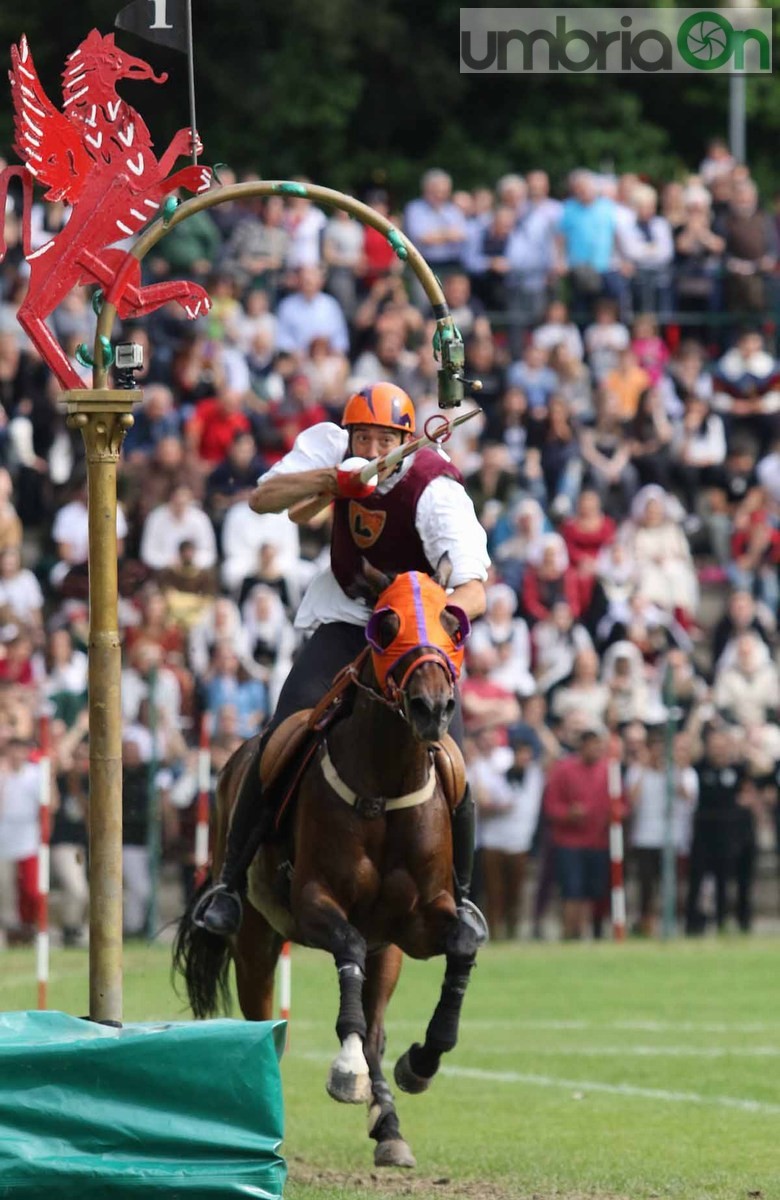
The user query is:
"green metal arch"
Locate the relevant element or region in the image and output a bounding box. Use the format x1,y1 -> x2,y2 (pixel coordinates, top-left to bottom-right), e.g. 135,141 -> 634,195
93,179 -> 469,407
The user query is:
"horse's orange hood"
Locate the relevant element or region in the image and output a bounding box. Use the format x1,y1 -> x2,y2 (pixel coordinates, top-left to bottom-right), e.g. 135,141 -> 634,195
365,572 -> 470,694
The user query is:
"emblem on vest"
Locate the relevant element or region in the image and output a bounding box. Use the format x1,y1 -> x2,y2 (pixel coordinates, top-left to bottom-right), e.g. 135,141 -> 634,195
349,501 -> 386,548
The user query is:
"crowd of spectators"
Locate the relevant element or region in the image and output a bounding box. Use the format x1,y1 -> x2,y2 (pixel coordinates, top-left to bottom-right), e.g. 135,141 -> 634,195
0,138 -> 779,947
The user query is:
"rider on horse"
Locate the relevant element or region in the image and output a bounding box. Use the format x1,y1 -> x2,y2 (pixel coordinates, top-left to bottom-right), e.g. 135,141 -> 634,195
195,381 -> 490,939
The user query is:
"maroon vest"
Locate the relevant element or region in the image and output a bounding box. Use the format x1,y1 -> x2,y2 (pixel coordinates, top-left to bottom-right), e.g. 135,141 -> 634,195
331,449 -> 463,592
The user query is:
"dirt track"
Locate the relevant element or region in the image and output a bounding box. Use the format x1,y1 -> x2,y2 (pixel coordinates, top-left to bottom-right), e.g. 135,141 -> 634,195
288,1159 -> 635,1199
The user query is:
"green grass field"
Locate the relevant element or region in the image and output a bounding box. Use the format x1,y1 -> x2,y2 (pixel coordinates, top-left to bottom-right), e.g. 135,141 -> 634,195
1,937 -> 779,1199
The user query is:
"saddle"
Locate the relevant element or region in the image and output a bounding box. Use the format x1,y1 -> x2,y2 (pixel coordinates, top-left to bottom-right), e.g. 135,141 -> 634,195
259,652 -> 366,832
258,652 -> 467,832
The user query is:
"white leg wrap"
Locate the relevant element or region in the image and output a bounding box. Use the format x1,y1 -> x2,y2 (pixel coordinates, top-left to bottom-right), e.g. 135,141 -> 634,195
326,1033 -> 371,1104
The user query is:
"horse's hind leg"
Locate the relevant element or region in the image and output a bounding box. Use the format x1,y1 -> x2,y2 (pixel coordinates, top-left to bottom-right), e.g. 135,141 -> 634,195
296,881 -> 371,1104
233,902 -> 284,1021
364,946 -> 415,1169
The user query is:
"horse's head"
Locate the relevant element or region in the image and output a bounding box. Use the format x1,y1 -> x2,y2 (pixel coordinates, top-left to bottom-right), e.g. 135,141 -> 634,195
69,30 -> 168,88
360,557 -> 470,743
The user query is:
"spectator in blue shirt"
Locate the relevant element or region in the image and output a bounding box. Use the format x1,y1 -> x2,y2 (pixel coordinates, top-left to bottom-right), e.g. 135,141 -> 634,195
122,385 -> 182,463
558,170 -> 628,322
404,169 -> 468,305
464,205 -> 516,314
508,342 -> 558,411
275,265 -> 350,357
203,641 -> 268,740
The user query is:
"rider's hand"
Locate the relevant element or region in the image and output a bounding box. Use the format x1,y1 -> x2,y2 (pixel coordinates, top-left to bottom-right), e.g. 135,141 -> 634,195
336,457 -> 378,500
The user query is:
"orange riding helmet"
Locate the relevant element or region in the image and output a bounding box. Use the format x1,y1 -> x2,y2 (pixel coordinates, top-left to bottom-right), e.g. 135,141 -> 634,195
341,383 -> 416,435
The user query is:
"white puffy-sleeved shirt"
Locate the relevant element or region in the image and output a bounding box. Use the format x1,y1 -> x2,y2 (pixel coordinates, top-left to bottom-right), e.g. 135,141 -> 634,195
261,423 -> 490,632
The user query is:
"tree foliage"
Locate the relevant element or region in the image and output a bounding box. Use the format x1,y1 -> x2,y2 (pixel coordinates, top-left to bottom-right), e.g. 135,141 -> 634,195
0,0 -> 777,203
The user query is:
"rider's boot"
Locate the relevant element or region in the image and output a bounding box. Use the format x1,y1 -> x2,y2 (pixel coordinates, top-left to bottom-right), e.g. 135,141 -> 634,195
450,784 -> 489,946
193,743 -> 272,937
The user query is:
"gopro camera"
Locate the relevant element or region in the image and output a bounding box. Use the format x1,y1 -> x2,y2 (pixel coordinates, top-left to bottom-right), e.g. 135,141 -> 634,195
114,342 -> 144,390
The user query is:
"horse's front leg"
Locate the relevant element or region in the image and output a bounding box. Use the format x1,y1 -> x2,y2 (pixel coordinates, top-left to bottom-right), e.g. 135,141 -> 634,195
296,879 -> 371,1104
394,895 -> 480,1095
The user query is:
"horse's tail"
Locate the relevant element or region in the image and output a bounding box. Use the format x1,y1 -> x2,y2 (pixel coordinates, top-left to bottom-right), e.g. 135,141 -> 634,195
172,874 -> 233,1019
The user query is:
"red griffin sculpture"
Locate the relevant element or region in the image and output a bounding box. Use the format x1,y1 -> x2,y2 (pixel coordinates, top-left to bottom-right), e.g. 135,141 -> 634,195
0,30 -> 213,389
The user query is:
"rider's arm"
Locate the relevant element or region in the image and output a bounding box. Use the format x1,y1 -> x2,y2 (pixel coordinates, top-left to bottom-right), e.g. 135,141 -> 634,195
248,423 -> 349,515
415,473 -> 491,618
249,469 -> 338,515
448,579 -> 487,620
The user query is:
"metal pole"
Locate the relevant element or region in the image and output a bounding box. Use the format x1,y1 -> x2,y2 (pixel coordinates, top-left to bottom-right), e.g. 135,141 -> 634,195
195,713 -> 211,887
36,710 -> 52,1010
661,672 -> 678,940
729,74 -> 746,164
64,389 -> 140,1025
608,758 -> 626,941
145,667 -> 161,940
184,0 -> 198,166
278,941 -> 291,1051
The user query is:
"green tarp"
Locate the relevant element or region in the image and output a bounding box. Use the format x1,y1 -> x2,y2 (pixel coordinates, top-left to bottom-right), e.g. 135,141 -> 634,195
0,1011 -> 286,1198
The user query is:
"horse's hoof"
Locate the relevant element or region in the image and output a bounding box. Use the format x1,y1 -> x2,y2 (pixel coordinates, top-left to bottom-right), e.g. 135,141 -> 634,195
374,1138 -> 416,1169
326,1066 -> 372,1104
393,1048 -> 431,1095
327,1033 -> 371,1103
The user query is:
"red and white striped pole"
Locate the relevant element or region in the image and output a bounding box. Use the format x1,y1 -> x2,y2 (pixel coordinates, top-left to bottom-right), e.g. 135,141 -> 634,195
195,714 -> 211,887
608,757 -> 626,942
279,942 -> 291,1022
278,941 -> 291,1046
37,711 -> 52,1010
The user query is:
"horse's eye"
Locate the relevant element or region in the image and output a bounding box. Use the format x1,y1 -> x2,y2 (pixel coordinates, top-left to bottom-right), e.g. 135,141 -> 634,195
366,608 -> 400,651
377,615 -> 398,648
441,606 -> 469,646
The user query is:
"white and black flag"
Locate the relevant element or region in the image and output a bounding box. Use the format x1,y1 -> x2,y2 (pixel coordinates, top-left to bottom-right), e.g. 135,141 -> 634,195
115,0 -> 189,53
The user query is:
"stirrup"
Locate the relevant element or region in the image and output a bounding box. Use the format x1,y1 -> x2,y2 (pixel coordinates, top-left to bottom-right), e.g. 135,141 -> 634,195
192,883 -> 243,933
457,898 -> 489,947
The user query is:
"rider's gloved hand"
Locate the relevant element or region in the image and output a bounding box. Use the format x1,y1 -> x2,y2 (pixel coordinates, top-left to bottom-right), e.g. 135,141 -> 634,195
336,457 -> 377,500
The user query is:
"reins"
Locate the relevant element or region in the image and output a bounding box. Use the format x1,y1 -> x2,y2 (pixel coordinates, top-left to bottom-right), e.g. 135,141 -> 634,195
356,647 -> 455,717
350,660 -> 405,713
316,645 -> 452,818
306,644 -> 455,732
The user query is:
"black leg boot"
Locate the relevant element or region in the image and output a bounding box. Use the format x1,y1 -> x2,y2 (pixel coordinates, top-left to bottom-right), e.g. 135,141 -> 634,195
193,743 -> 271,936
450,785 -> 489,946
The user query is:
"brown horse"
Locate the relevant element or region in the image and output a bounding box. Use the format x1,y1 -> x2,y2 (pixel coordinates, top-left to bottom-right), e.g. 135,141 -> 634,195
173,564 -> 481,1169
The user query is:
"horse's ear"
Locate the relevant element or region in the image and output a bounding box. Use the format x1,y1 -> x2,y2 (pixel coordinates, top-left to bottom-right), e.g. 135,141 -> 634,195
345,558 -> 393,604
433,552 -> 453,590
